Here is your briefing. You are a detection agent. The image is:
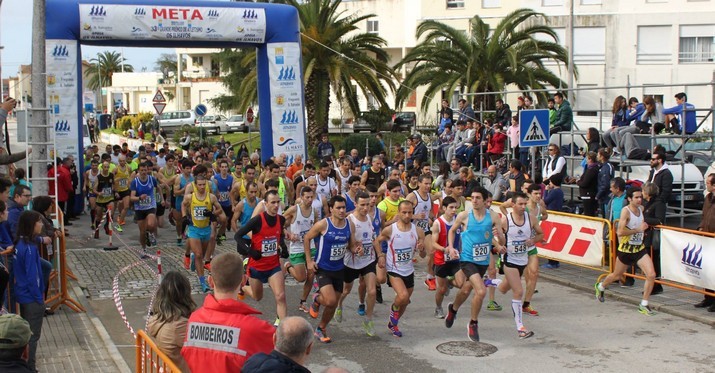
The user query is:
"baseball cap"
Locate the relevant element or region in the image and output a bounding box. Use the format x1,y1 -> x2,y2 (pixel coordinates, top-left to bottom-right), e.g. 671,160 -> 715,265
0,314 -> 32,349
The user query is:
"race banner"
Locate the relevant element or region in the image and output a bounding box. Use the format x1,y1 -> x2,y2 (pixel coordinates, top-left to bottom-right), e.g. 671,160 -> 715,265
46,39 -> 81,161
661,229 -> 715,290
79,4 -> 266,43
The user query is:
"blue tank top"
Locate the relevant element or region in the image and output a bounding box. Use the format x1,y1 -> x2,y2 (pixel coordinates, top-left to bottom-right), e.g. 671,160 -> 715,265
459,210 -> 493,265
131,176 -> 158,211
214,174 -> 234,207
344,193 -> 355,213
315,218 -> 351,272
241,198 -> 260,239
372,207 -> 387,253
176,175 -> 194,208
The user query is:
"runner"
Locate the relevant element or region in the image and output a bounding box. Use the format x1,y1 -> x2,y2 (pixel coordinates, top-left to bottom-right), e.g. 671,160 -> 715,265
84,160 -> 99,230
232,181 -> 261,249
522,183 -> 548,316
234,164 -> 265,200
157,154 -> 178,228
234,190 -> 291,326
304,196 -> 354,343
430,196 -> 465,318
181,175 -> 225,293
495,192 -> 542,339
335,156 -> 352,194
336,192 -> 380,336
445,188 -> 505,342
212,159 -> 234,243
174,159 -> 194,264
113,155 -> 132,226
449,179 -> 466,214
360,156 -> 386,190
406,174 -> 436,291
595,187 -> 657,315
282,186 -> 319,313
377,180 -> 404,224
93,159 -> 115,239
366,184 -> 387,305
315,161 -> 338,201
484,192 -> 502,311
130,161 -> 160,258
342,176 -> 361,213
375,200 -> 426,337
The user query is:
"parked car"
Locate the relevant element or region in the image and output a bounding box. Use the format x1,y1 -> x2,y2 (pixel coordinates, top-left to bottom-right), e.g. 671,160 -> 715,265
391,112 -> 416,132
158,110 -> 197,134
197,114 -> 228,134
226,114 -> 258,133
353,111 -> 391,133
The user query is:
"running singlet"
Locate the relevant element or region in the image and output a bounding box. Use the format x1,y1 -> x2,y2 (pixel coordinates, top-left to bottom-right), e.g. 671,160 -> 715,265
434,216 -> 460,266
312,194 -> 324,220
344,193 -> 355,213
505,212 -> 532,266
315,176 -> 336,201
459,210 -> 493,265
345,214 -> 375,270
249,212 -> 282,271
240,198 -> 260,240
87,170 -> 99,195
289,206 -> 316,254
115,165 -> 131,192
213,174 -> 234,207
190,193 -> 213,228
175,175 -> 194,210
371,206 -> 387,254
365,168 -> 385,189
412,191 -> 432,232
336,169 -> 351,194
315,218 -> 351,272
377,197 -> 402,222
96,173 -> 114,204
386,223 -> 418,276
131,176 -> 158,211
278,177 -> 287,205
618,206 -> 645,254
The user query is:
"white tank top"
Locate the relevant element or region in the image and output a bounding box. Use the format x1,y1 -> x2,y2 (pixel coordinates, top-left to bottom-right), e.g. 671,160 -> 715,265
344,214 -> 376,270
87,170 -> 99,191
386,223 -> 418,276
289,205 -> 316,254
336,168 -> 351,194
505,212 -> 532,266
412,191 -> 432,232
312,193 -> 324,220
314,176 -> 335,201
625,206 -> 645,246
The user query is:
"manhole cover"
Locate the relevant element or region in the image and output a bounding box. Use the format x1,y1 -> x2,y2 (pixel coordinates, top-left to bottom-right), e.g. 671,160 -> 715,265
436,341 -> 498,357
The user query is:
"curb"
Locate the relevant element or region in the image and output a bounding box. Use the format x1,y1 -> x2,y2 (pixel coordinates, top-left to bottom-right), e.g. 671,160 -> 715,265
539,273 -> 715,327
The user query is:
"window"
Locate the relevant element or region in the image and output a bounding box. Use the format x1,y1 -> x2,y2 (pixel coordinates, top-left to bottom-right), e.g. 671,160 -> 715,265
446,0 -> 464,9
575,84 -> 598,117
542,0 -> 565,6
192,56 -> 204,67
679,24 -> 715,63
367,20 -> 379,34
637,26 -> 672,63
573,27 -> 606,63
482,0 -> 500,8
210,59 -> 220,77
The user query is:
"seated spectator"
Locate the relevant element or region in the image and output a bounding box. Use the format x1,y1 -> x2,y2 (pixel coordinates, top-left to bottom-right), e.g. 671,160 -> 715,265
483,165 -> 507,202
602,96 -> 629,150
438,124 -> 455,162
612,97 -> 645,155
0,314 -> 33,372
392,146 -> 405,168
446,121 -> 468,163
448,158 -> 462,181
437,111 -> 452,135
550,92 -> 573,134
242,317 -> 314,373
579,128 -> 601,173
494,99 -> 511,127
460,167 -> 479,197
662,92 -> 697,134
487,125 -> 507,172
454,120 -> 476,164
148,271 -> 196,372
620,131 -> 650,160
635,96 -> 665,134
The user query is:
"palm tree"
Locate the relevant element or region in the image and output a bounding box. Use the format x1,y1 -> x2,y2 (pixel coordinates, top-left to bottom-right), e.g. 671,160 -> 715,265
84,51 -> 134,91
395,8 -> 574,112
154,53 -> 177,82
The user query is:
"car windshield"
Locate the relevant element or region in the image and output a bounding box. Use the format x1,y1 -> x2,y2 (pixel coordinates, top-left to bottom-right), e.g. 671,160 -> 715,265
229,115 -> 244,121
201,115 -> 216,121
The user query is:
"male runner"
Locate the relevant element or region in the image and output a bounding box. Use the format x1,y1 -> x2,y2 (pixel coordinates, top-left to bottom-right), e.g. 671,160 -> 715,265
157,154 -> 178,227
174,159 -> 194,258
130,161 -> 160,258
430,196 -> 464,318
375,200 -> 426,337
84,160 -> 99,230
314,162 -> 338,201
361,156 -> 386,190
335,156 -> 352,194
342,176 -> 361,213
282,187 -> 319,313
485,192 -> 502,311
406,174 -> 436,291
377,180 -> 404,224
114,155 -> 132,226
212,160 -> 234,243
93,159 -> 115,239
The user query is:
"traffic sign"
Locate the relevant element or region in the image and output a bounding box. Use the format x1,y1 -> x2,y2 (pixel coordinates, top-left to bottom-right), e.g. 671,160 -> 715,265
519,109 -> 550,147
246,107 -> 254,124
153,102 -> 166,115
152,89 -> 166,102
195,104 -> 208,117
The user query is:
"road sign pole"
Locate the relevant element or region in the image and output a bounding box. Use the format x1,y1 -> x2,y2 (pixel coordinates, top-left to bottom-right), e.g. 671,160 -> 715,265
531,146 -> 536,179
194,104 -> 208,146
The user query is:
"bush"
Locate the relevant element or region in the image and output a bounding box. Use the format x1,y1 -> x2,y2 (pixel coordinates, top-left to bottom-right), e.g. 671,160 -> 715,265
131,112 -> 155,130
117,116 -> 133,131
341,134 -> 382,161
361,107 -> 393,130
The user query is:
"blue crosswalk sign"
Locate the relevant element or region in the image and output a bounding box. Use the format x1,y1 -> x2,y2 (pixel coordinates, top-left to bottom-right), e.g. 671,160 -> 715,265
519,109 -> 550,147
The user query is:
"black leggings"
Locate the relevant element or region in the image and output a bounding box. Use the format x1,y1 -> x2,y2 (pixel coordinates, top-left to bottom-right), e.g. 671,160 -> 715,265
0,265 -> 9,310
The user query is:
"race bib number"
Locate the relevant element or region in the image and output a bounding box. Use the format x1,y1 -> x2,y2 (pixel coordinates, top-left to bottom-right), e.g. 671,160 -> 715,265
330,244 -> 347,261
139,196 -> 152,207
118,179 -> 127,188
395,247 -> 413,264
219,191 -> 230,202
261,238 -> 278,257
360,242 -> 374,258
510,240 -> 528,254
416,219 -> 430,232
472,243 -> 490,262
629,232 -> 644,246
193,206 -> 208,220
101,187 -> 112,197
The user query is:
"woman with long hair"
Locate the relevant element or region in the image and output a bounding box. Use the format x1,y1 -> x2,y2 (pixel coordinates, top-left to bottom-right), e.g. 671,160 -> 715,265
603,95 -> 628,150
640,96 -> 665,133
32,196 -> 59,305
147,271 -> 196,372
433,161 -> 451,191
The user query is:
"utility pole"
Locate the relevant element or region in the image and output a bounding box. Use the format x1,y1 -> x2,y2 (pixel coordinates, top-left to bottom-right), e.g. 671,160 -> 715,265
31,0 -> 48,196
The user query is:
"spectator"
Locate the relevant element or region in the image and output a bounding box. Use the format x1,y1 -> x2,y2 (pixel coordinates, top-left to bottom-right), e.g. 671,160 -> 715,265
523,95 -> 535,110
446,121 -> 467,162
506,160 -> 525,197
695,173 -> 715,311
636,96 -> 665,134
487,124 -> 507,171
440,99 -> 454,123
433,161 -> 451,191
181,252 -> 275,372
547,98 -> 557,125
0,201 -> 11,311
8,185 -> 32,240
647,151 -> 673,204
285,154 -> 304,181
605,177 -> 627,222
147,271 -> 196,372
448,158 -> 462,181
392,146 -> 405,169
8,169 -> 32,210
460,167 -> 479,197
602,96 -> 629,150
578,128 -> 601,173
48,158 -> 74,226
511,116 -> 531,170
0,314 -> 33,372
596,149 -> 615,218
494,99 -> 511,127
620,131 -> 650,160
438,111 -> 452,135
662,92 -> 697,134
642,183 -> 666,295
68,158 -> 80,220
542,143 -> 566,186
457,98 -> 475,123
32,196 -> 58,309
13,211 -> 51,372
550,92 -> 573,134
544,176 -> 564,211
483,165 -> 507,202
242,316 -> 314,373
437,124 -> 455,162
316,134 -> 335,160
408,133 -> 428,169
180,131 -> 191,152
577,152 -> 599,217
506,116 -> 520,159
375,133 -> 386,152
454,120 -> 476,164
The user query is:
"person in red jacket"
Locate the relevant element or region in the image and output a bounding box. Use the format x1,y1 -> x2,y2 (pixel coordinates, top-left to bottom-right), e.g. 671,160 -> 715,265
48,157 -> 74,225
487,125 -> 508,171
182,252 -> 275,372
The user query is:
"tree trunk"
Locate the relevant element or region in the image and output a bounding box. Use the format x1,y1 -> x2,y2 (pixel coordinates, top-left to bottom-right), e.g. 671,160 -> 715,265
305,70 -> 331,147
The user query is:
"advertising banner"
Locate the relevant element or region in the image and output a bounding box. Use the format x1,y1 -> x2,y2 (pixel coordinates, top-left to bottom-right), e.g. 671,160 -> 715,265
46,39 -> 81,161
661,229 -> 715,289
79,4 -> 266,43
267,42 -> 306,164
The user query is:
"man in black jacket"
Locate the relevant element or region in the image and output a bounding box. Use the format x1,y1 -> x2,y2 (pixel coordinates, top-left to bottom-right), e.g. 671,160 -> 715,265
495,99 -> 512,127
647,151 -> 673,204
408,133 -> 428,170
242,316 -> 313,373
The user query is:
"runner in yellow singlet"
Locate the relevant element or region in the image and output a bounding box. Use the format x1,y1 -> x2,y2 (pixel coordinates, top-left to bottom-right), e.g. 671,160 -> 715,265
114,155 -> 132,226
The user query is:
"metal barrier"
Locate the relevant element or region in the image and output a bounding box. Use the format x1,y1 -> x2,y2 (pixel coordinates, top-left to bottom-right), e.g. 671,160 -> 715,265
136,329 -> 182,373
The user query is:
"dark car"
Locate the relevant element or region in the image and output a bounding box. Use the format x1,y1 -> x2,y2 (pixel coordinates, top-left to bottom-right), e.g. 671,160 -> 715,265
391,112 -> 416,132
354,111 -> 391,133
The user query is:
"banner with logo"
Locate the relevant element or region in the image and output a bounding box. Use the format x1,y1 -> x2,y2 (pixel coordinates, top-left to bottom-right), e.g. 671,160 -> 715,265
661,229 -> 715,289
79,4 -> 266,43
484,204 -> 605,267
46,39 -> 81,160
267,42 -> 306,164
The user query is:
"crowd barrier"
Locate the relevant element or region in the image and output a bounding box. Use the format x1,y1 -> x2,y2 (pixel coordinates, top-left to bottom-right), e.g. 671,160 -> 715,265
136,330 -> 181,373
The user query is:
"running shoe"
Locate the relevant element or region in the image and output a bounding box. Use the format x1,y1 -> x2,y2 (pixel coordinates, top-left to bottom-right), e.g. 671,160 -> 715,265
314,327 -> 331,343
424,278 -> 436,291
218,234 -> 226,243
468,321 -> 479,342
388,322 -> 402,337
376,285 -> 383,304
118,218 -> 126,226
435,306 -> 445,319
487,300 -> 503,311
309,293 -> 320,319
273,317 -> 281,327
148,233 -> 157,248
389,307 -> 400,326
200,282 -> 211,293
183,255 -> 190,270
363,320 -> 376,337
334,307 -> 343,323
357,303 -> 366,316
445,303 -> 457,328
114,223 -> 123,233
177,237 -> 183,245
483,278 -> 502,287
638,304 -> 656,316
140,249 -> 149,260
203,262 -> 212,271
522,305 -> 539,316
518,327 -> 534,339
298,301 -> 309,313
594,282 -> 605,302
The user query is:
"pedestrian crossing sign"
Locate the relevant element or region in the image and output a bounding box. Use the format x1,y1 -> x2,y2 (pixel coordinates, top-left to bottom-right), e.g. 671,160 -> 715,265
519,109 -> 550,147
